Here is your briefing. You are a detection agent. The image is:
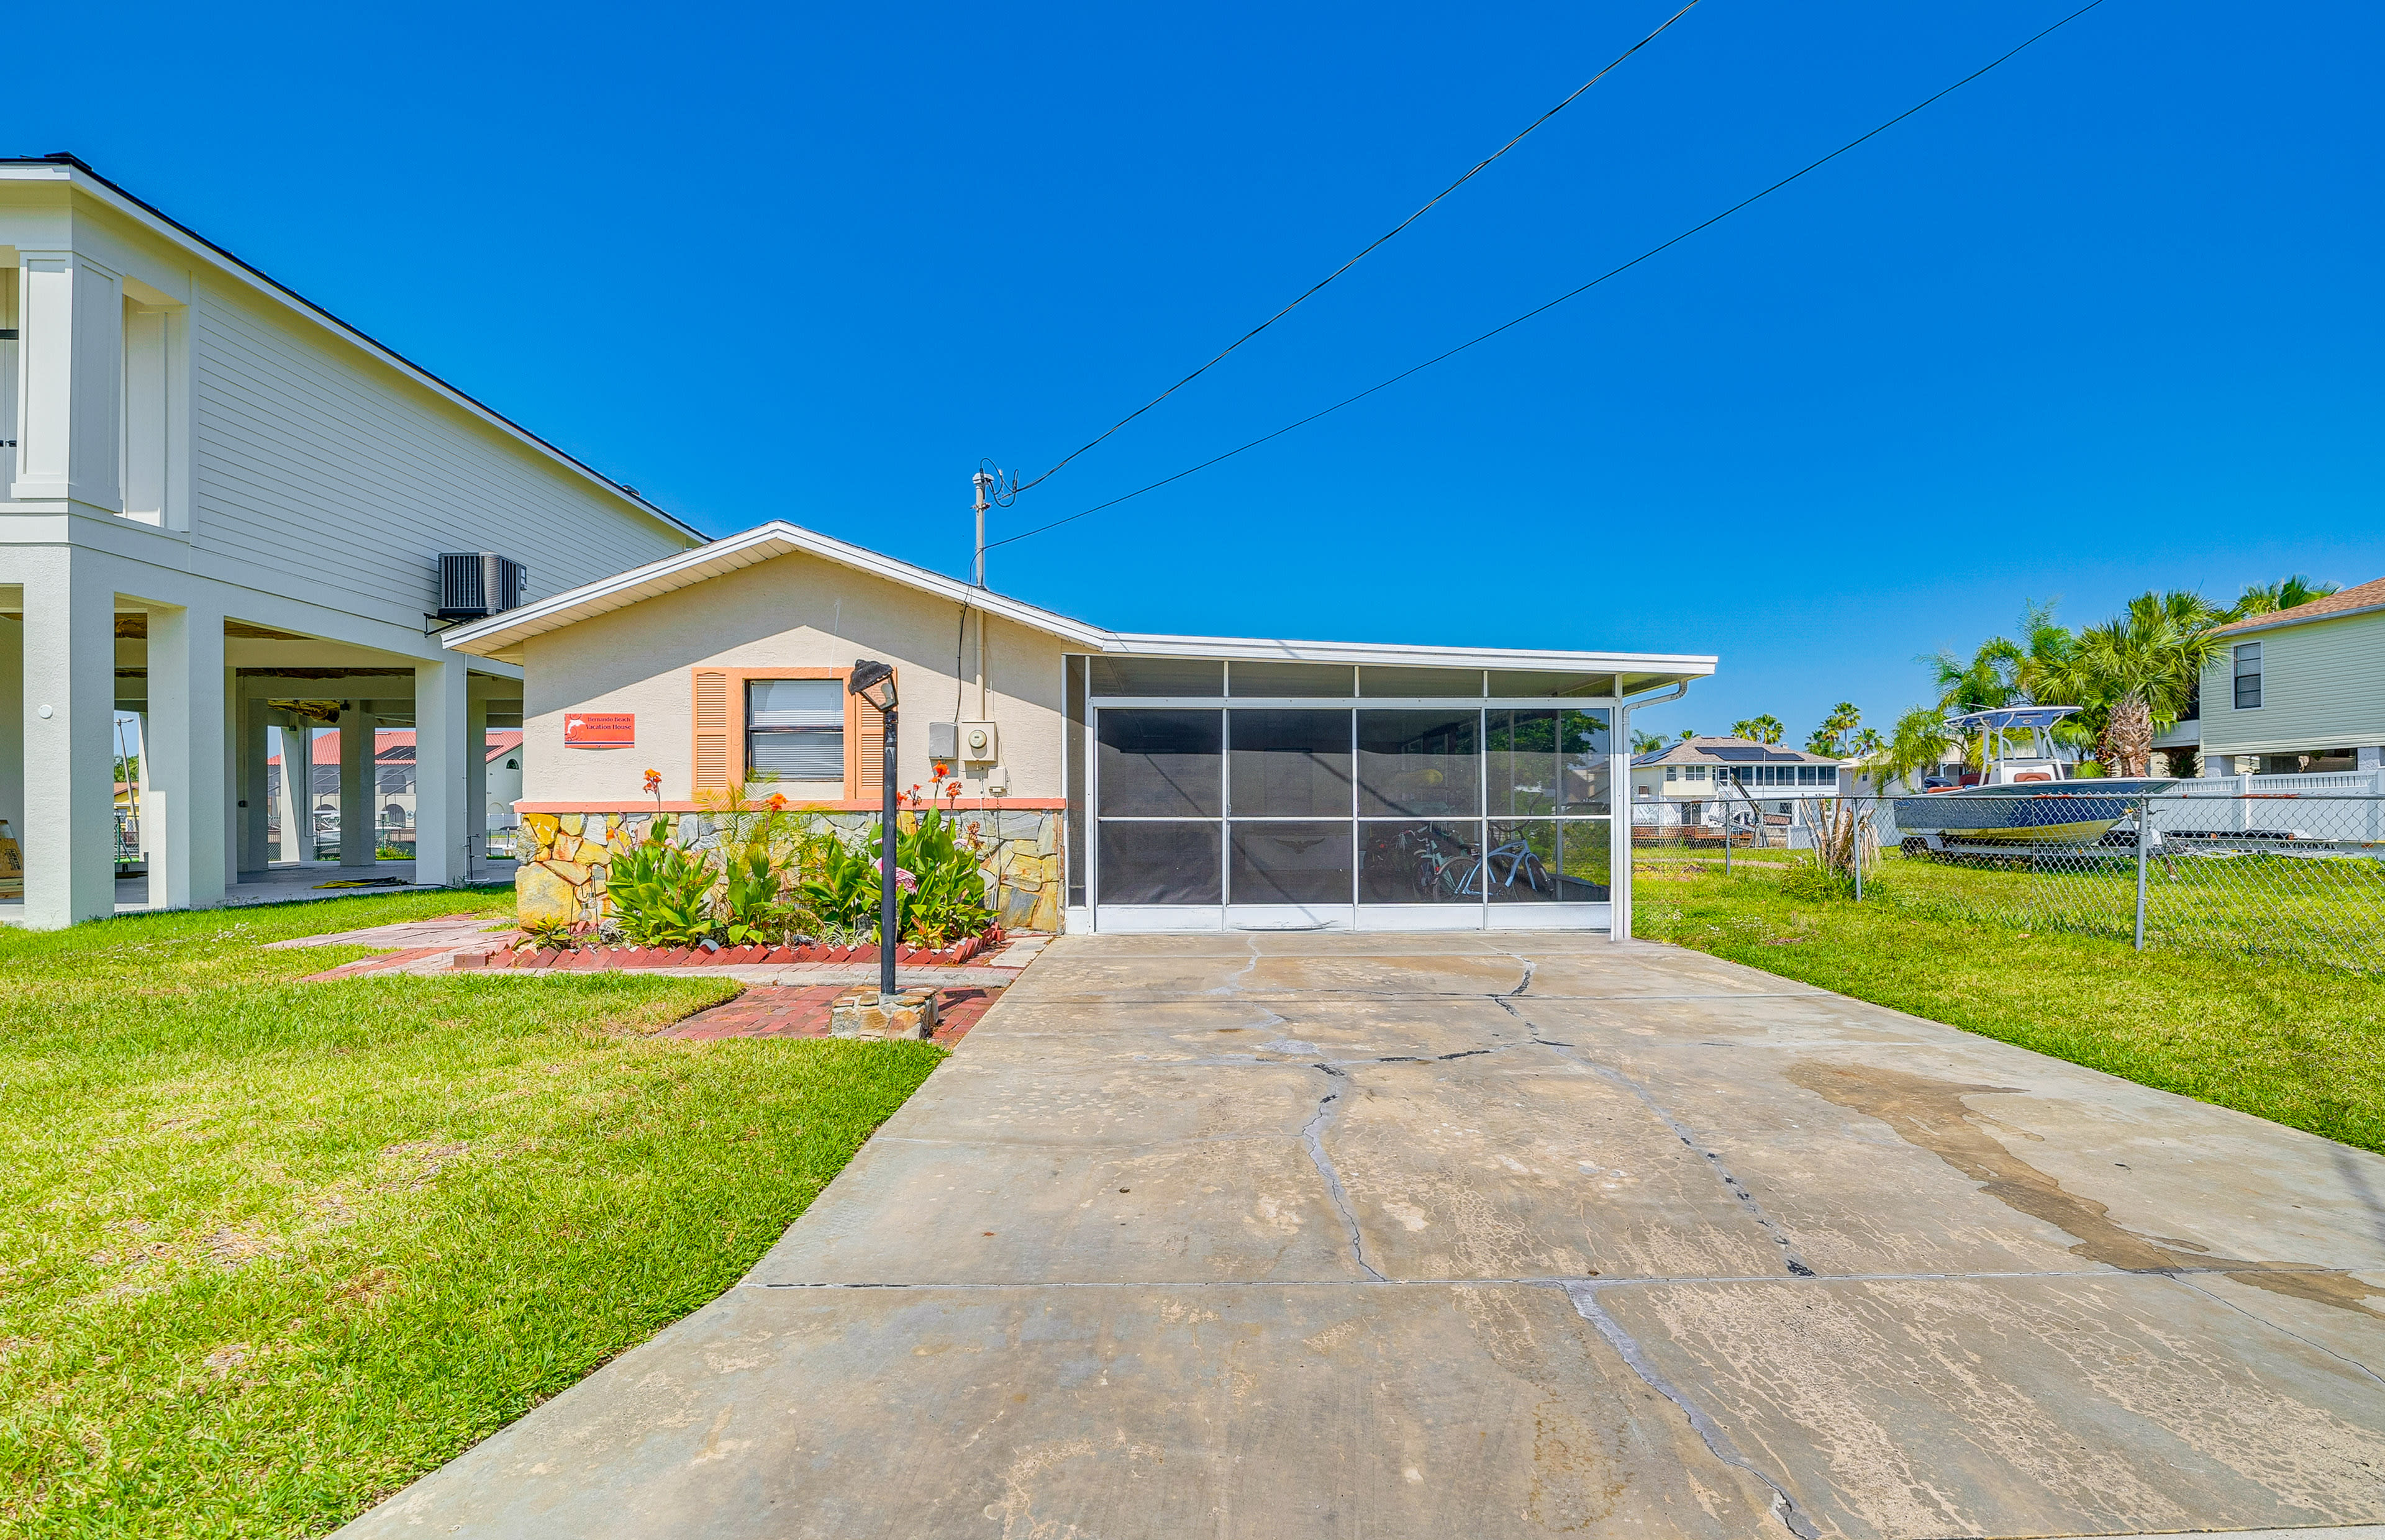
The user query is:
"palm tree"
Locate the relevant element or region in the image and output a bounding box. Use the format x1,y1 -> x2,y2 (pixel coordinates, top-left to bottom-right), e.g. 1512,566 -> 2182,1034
1629,729 -> 1668,756
1805,701 -> 1861,757
1731,714 -> 1784,745
2038,591 -> 2223,776
2228,575 -> 2337,620
1847,727 -> 1885,760
1863,707 -> 1955,792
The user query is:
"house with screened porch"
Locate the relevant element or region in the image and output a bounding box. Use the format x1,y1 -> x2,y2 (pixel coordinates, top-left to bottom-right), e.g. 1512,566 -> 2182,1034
438,520 -> 1715,938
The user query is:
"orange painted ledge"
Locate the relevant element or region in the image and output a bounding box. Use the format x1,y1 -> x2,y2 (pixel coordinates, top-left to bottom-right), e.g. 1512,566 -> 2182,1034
514,798 -> 1066,814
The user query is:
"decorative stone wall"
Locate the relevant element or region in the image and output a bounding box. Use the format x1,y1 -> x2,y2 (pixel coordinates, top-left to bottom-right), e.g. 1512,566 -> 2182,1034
513,807 -> 1063,934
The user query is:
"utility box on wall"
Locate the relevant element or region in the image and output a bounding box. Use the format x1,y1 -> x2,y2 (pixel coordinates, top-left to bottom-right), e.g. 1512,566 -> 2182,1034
929,721 -> 1001,766
437,553 -> 529,620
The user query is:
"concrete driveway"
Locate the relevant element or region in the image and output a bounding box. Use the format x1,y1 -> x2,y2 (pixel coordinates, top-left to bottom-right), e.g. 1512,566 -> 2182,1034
343,933 -> 2385,1539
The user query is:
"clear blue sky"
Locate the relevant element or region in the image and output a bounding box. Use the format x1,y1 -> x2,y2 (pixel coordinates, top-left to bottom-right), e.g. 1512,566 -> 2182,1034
25,0 -> 2383,745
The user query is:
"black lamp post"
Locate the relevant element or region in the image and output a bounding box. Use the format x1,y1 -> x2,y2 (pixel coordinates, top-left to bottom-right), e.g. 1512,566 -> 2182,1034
848,659 -> 899,1002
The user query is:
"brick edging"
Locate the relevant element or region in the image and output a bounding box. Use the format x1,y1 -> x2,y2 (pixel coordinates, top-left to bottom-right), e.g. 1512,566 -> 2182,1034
456,928 -> 1010,972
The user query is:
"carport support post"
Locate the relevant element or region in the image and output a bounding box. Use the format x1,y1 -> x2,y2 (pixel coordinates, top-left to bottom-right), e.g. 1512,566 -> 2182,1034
414,659 -> 470,888
17,551 -> 119,926
338,705 -> 376,869
145,599 -> 228,914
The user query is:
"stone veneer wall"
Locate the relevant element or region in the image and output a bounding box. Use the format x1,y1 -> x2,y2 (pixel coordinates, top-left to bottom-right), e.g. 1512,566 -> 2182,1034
514,808 -> 1064,934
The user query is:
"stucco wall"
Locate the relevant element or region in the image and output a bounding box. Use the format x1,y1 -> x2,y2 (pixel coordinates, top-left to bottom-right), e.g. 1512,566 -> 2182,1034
517,551 -> 1071,807
2201,609 -> 2385,759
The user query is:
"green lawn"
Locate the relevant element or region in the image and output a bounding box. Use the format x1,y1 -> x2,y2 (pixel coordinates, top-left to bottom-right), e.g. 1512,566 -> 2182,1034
0,891 -> 944,1537
1633,855 -> 2385,1154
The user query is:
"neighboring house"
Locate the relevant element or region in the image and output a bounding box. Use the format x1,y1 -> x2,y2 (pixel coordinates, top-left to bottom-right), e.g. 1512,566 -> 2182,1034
2199,576 -> 2385,776
1629,736 -> 1842,831
438,521 -> 1715,938
1,155 -> 702,925
269,728 -> 524,851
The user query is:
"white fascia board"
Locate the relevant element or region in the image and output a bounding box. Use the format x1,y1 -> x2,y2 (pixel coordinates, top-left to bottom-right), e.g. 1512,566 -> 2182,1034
439,521 -> 1112,658
1101,632 -> 1717,676
1,160 -> 702,546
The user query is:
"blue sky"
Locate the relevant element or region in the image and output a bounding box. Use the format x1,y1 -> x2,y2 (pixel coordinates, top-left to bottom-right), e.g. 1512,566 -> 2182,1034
25,0 -> 2382,746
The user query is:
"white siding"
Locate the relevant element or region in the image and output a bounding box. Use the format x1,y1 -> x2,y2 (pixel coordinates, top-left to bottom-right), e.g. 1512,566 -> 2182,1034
186,277 -> 688,627
2201,609 -> 2385,757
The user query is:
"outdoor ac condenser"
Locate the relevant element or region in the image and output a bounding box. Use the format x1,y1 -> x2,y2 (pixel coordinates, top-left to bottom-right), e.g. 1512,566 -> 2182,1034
437,553 -> 529,620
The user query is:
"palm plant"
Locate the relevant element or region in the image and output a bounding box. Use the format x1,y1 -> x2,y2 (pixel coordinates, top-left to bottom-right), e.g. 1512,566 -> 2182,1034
2037,591 -> 2222,776
1863,707 -> 1955,792
2228,575 -> 2337,621
1629,729 -> 1668,756
1804,702 -> 1861,757
1730,714 -> 1784,745
1847,727 -> 1885,760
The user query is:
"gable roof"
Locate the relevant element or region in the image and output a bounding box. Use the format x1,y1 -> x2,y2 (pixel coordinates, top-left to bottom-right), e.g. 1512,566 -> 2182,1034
437,520 -> 1717,689
2,155 -> 703,546
2210,576 -> 2385,637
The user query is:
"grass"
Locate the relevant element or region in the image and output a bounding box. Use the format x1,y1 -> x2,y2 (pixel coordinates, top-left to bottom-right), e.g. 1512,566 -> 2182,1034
0,889 -> 944,1537
1633,854 -> 2385,1156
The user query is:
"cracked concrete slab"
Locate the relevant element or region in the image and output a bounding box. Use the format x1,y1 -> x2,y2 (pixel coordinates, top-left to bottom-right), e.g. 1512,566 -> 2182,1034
342,931 -> 2385,1539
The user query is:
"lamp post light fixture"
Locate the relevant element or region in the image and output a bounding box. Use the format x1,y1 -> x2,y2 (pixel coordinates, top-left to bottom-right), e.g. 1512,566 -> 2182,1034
847,659 -> 899,1002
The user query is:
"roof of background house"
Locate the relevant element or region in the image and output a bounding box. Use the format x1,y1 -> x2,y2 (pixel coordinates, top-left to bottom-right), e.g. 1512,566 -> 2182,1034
2210,576 -> 2385,638
269,729 -> 522,768
440,520 -> 1717,691
1631,736 -> 1839,768
0,154 -> 702,545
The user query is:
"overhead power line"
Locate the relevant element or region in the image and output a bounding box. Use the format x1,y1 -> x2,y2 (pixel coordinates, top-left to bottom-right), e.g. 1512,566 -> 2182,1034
984,0 -> 2110,556
1004,0 -> 1706,499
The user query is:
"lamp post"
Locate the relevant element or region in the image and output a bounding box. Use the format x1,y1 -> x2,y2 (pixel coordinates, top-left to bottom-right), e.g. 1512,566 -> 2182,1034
848,659 -> 899,1002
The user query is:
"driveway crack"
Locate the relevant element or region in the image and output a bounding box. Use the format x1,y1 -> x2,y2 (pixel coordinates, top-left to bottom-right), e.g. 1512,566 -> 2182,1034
1301,1064 -> 1386,1282
1565,1284 -> 1820,1539
1497,992 -> 1816,1277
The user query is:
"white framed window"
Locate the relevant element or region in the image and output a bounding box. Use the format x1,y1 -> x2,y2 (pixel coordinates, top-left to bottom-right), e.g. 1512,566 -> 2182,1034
2233,643 -> 2262,710
746,677 -> 846,779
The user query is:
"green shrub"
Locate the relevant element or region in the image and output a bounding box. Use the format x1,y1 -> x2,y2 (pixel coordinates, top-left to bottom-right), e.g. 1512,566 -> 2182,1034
606,816 -> 719,945
719,843 -> 816,946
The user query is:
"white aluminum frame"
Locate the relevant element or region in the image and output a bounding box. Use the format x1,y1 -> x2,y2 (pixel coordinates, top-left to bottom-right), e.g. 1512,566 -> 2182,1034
1082,686 -> 1621,935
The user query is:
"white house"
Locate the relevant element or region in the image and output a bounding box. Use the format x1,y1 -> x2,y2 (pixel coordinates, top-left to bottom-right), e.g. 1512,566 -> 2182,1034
2197,576 -> 2385,776
1629,736 -> 1841,832
1,155 -> 702,926
438,521 -> 1716,938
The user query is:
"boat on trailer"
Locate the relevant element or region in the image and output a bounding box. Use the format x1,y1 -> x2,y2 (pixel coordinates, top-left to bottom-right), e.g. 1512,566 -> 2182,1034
1891,706 -> 2178,851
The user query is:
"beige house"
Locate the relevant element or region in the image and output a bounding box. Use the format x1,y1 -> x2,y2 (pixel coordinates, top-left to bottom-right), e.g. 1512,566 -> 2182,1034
2199,576 -> 2385,776
440,522 -> 1714,937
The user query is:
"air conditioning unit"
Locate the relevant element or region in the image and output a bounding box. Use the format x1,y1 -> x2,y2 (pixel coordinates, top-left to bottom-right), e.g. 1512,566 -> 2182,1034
437,553 -> 529,620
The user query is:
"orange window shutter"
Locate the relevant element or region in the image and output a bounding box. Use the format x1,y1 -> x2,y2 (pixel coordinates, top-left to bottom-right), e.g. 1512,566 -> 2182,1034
856,709 -> 885,798
693,670 -> 731,791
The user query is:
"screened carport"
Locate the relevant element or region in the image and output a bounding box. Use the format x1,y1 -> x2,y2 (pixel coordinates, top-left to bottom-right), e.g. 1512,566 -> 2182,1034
1060,648 -> 1711,935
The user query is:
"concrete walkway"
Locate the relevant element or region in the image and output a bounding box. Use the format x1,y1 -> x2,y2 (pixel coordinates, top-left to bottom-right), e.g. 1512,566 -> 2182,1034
340,933 -> 2385,1539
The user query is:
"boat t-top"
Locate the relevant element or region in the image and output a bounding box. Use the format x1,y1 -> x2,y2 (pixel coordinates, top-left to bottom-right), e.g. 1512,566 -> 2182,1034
1892,705 -> 2177,849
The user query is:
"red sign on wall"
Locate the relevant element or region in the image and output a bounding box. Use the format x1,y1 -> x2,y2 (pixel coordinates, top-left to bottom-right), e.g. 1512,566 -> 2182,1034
565,712 -> 635,747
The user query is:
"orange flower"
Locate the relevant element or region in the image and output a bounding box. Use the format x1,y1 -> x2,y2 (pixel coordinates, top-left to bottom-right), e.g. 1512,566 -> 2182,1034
642,769 -> 661,795
765,792 -> 789,811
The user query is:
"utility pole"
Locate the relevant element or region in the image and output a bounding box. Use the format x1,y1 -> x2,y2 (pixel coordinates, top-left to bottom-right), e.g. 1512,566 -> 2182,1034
970,470 -> 993,720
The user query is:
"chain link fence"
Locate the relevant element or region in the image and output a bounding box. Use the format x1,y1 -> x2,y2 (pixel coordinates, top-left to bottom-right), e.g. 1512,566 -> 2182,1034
1781,789 -> 2385,976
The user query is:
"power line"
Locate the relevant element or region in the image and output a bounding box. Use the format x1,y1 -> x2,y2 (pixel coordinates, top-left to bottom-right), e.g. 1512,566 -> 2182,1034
985,0 -> 2110,556
1004,0 -> 1706,498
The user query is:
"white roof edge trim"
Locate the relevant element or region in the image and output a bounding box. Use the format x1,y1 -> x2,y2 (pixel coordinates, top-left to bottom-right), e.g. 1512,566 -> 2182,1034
6,161 -> 703,545
1099,633 -> 1717,673
439,521 -> 1113,656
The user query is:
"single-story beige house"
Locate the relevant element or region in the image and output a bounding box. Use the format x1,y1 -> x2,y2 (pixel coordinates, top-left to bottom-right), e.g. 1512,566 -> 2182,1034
438,521 -> 1714,938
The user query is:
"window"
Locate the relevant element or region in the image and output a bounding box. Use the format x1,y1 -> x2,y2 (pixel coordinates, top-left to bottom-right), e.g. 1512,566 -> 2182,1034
2233,643 -> 2262,710
747,678 -> 845,779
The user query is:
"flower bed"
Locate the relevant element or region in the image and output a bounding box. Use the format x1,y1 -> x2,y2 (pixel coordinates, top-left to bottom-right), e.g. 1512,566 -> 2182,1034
459,927 -> 1008,972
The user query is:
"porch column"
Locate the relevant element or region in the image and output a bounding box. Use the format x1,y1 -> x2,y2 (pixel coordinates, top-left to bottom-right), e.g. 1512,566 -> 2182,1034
465,694 -> 490,873
276,717 -> 313,863
16,552 -> 117,926
414,659 -> 470,887
146,602 -> 229,912
237,694 -> 270,875
338,705 -> 378,869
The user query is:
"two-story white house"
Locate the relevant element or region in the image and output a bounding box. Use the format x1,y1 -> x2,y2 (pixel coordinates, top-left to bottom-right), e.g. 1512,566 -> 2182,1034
2197,576 -> 2385,777
2,155 -> 702,926
1628,736 -> 1841,833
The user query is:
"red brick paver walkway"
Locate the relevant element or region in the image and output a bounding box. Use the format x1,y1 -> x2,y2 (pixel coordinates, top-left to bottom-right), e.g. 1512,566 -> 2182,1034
663,985 -> 1000,1046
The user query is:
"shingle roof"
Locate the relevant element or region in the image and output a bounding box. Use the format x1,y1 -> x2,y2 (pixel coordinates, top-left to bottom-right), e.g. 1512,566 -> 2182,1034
2210,576 -> 2385,636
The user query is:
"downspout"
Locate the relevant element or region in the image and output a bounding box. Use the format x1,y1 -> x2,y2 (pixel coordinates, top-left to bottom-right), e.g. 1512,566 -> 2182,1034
1615,679 -> 1693,944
